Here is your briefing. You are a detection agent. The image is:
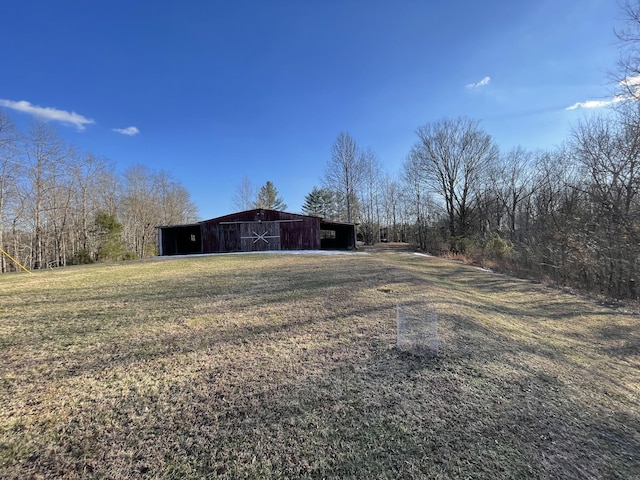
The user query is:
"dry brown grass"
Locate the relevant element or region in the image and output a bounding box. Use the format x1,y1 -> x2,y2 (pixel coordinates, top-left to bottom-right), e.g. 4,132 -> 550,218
1,252 -> 638,479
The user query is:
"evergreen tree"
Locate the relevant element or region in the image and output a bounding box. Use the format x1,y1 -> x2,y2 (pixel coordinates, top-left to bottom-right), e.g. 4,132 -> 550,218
302,186 -> 336,219
253,181 -> 287,211
94,211 -> 126,261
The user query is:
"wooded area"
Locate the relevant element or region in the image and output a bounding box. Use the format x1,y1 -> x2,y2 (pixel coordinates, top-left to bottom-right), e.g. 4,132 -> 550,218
304,109 -> 639,300
4,106 -> 637,301
0,118 -> 198,271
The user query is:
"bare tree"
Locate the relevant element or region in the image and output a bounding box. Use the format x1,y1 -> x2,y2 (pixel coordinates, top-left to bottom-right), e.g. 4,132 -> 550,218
401,151 -> 438,250
232,176 -> 255,211
154,170 -> 199,225
44,147 -> 76,267
0,113 -> 20,272
410,117 -> 498,238
120,164 -> 158,257
0,115 -> 202,269
20,122 -> 71,268
615,1 -> 640,100
324,132 -> 364,223
572,116 -> 639,237
359,147 -> 382,244
514,148 -> 583,286
70,153 -> 117,262
569,114 -> 640,297
120,165 -> 199,258
379,174 -> 402,242
487,146 -> 536,241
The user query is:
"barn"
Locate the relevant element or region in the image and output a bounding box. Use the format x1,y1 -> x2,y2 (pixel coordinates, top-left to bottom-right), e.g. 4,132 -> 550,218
157,209 -> 356,255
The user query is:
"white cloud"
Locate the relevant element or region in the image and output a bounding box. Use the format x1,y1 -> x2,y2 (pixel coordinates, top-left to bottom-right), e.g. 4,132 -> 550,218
566,97 -> 624,110
113,126 -> 140,136
566,73 -> 640,110
0,98 -> 94,130
619,73 -> 640,99
466,76 -> 491,89
620,73 -> 640,89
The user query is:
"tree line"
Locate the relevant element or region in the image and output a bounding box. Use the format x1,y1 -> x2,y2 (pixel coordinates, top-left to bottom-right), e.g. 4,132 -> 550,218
0,118 -> 198,271
297,109 -> 638,299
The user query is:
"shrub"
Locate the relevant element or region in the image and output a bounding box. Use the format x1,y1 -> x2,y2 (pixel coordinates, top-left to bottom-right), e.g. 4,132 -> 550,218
485,233 -> 512,260
70,249 -> 94,265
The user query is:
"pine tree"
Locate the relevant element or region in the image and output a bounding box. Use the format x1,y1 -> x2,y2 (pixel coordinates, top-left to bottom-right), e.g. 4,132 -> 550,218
94,211 -> 126,261
302,186 -> 336,219
253,181 -> 287,211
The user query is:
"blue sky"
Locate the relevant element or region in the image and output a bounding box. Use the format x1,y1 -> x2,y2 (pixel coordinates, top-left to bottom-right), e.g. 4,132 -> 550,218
0,0 -> 625,220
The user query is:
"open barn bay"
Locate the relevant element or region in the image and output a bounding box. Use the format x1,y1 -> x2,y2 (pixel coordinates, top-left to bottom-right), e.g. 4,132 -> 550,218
1,252 -> 638,479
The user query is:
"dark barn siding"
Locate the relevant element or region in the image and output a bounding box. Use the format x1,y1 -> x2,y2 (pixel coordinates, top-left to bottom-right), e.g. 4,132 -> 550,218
279,216 -> 321,250
202,222 -> 241,253
159,209 -> 351,255
200,209 -> 321,253
240,221 -> 281,251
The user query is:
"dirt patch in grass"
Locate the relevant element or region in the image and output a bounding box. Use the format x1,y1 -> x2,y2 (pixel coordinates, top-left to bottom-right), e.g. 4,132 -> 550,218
1,253 -> 638,479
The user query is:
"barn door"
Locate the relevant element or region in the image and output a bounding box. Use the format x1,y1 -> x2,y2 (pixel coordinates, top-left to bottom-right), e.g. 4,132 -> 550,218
240,221 -> 281,251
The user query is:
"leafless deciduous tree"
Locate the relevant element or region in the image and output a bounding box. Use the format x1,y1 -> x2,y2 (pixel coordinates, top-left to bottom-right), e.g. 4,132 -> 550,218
21,122 -> 72,268
615,1 -> 640,100
569,114 -> 640,297
0,113 -> 19,272
324,132 -> 364,223
70,153 -> 118,260
0,118 -> 199,270
155,170 -> 199,225
120,165 -> 198,258
379,174 -> 402,243
232,176 -> 256,212
359,148 -> 382,244
401,151 -> 438,250
410,117 -> 498,237
483,146 -> 536,241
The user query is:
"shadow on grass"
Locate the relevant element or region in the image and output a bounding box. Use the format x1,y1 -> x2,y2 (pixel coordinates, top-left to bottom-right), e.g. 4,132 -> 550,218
594,323 -> 640,357
12,305 -> 640,478
2,253 -> 639,479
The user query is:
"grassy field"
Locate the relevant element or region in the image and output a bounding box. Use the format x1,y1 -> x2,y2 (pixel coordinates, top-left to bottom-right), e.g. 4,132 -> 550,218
1,250 -> 639,479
